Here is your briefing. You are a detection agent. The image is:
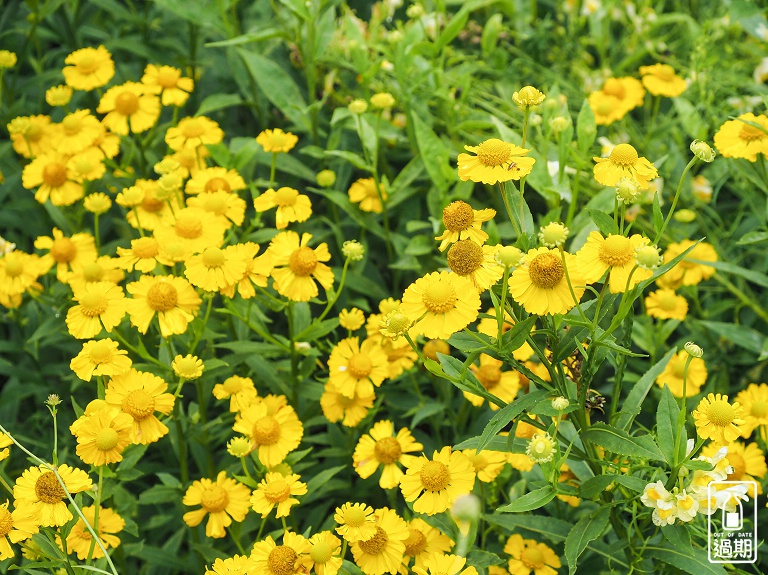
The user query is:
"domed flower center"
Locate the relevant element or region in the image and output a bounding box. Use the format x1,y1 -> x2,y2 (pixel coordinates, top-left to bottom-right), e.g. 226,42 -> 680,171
475,365 -> 502,388
658,292 -> 678,311
222,379 -> 243,394
358,526 -> 389,555
422,281 -> 457,314
447,240 -> 484,276
521,547 -> 545,569
404,529 -> 427,556
528,253 -> 564,289
4,255 -> 23,277
122,389 -> 155,420
263,479 -> 291,503
95,428 -> 120,451
253,415 -> 281,445
347,353 -> 373,379
597,99 -> 614,116
268,545 -> 298,575
204,177 -> 231,193
653,65 -> 676,81
726,452 -> 746,480
79,292 -> 108,317
202,247 -> 225,268
146,281 -> 178,312
73,156 -> 97,175
141,196 -> 164,212
275,188 -> 299,207
133,237 -> 159,259
443,201 -> 475,232
82,262 -> 104,281
602,79 -> 626,99
0,507 -> 12,537
672,359 -> 686,379
288,247 -> 318,277
707,399 -> 735,426
739,123 -> 766,141
35,471 -> 66,504
750,401 -> 768,418
342,506 -> 368,527
200,485 -> 230,513
374,436 -> 402,464
63,114 -> 83,135
203,194 -> 228,214
609,144 -> 639,166
88,340 -> 113,363
599,235 -> 633,267
175,213 -> 203,239
336,394 -> 355,407
43,163 -> 68,188
475,139 -> 511,167
420,460 -> 451,492
181,120 -> 205,138
115,92 -> 140,116
156,68 -> 179,88
310,541 -> 333,564
77,54 -> 98,74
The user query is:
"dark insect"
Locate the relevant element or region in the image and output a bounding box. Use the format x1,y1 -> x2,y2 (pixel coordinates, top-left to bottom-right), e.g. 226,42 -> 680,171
507,162 -> 517,171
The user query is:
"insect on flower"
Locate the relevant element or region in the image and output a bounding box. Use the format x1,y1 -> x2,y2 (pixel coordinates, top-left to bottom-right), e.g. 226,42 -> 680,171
507,162 -> 518,171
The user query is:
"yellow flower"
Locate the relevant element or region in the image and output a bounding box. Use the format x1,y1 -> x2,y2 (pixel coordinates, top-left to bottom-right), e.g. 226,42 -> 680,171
423,339 -> 450,361
701,441 -> 766,491
465,354 -> 521,410
735,383 -> 768,438
64,506 -> 123,560
0,250 -> 45,300
268,231 -> 334,302
0,502 -> 38,560
400,518 -> 454,574
504,534 -> 561,575
185,166 -> 246,195
462,448 -> 507,483
657,240 -> 717,288
587,91 -> 625,126
655,350 -> 706,397
0,433 -> 12,462
66,281 -> 126,339
70,338 -> 131,381
206,555 -> 257,575
97,82 -> 161,135
457,138 -> 535,184
645,288 -> 688,321
46,85 -> 73,107
64,256 -> 124,292
414,553 -> 478,575
213,376 -> 259,412
446,240 -> 503,292
401,271 -> 481,339
142,64 -> 194,106
166,116 -> 224,151
353,420 -> 423,489
598,76 -> 645,115
251,532 -> 313,575
8,114 -> 54,158
0,50 -> 17,68
254,187 -> 313,228
512,85 -> 546,108
557,464 -> 580,507
320,382 -> 375,427
13,465 -> 92,527
309,532 -> 343,575
126,274 -> 202,337
693,393 -> 747,445
576,232 -> 652,292
350,507 -> 410,575
370,93 -> 396,109
328,337 -> 389,398
335,502 -> 377,542
233,397 -> 304,467
22,152 -> 84,206
172,354 -> 204,380
435,201 -> 496,251
714,113 -> 768,161
185,246 -> 248,293
508,247 -> 585,316
154,206 -> 228,254
400,447 -> 476,515
62,46 -> 114,91
639,64 -> 687,97
72,407 -> 133,466
52,109 -> 104,154
104,368 -> 175,444
250,472 -> 307,518
187,190 -> 247,227
256,128 -> 298,153
115,237 -> 160,273
83,192 -> 112,214
69,399 -> 111,436
339,308 -> 365,331
348,178 -> 387,213
593,143 -> 658,189
182,471 -> 252,539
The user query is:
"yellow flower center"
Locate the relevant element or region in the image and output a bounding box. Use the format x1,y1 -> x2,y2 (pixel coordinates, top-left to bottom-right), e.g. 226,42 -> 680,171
475,365 -> 502,389
34,471 -> 66,504
181,120 -> 205,138
76,54 -> 99,74
200,485 -> 230,513
156,68 -> 179,88
706,399 -> 735,427
62,114 -> 83,135
447,240 -> 484,276
738,123 -> 766,141
347,353 -> 373,379
43,163 -> 68,188
204,177 -> 231,193
528,252 -> 564,289
597,99 -> 614,116
657,291 -> 679,311
115,92 -> 140,116
146,281 -> 178,312
263,479 -> 291,503
202,247 -> 225,268
51,237 -> 77,263
442,201 -> 475,232
275,188 -> 299,207
342,505 -> 368,527
122,389 -> 155,420
268,545 -> 298,575
95,428 -> 120,451
4,255 -> 23,277
310,541 -> 333,564
79,291 -> 108,317
133,237 -> 159,259
82,262 -> 104,282
253,415 -> 281,445
88,340 -> 113,363
750,400 -> 768,418
599,235 -> 633,267
175,212 -> 203,239
374,436 -> 402,464
602,78 -> 626,99
404,528 -> 427,556
141,196 -> 164,212
653,65 -> 676,81
203,194 -> 228,214
521,547 -> 545,569
420,460 -> 451,492
288,247 -> 318,277
0,507 -> 12,537
475,139 -> 511,167
358,526 -> 389,555
222,378 -> 243,394
609,144 -> 639,166
726,452 -> 746,480
422,280 -> 457,314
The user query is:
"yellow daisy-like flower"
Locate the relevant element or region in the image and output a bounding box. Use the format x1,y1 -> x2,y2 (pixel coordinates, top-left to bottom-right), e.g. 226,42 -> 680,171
701,441 -> 766,492
70,338 -> 131,381
66,281 -> 126,340
83,191 -> 112,214
353,420 -> 423,489
0,433 -> 12,462
400,447 -> 476,515
0,502 -> 38,560
639,64 -> 687,97
153,206 -> 228,254
250,472 -> 307,518
599,77 -> 645,115
350,507 -> 410,575
309,532 -> 343,575
52,109 -> 104,154
446,240 -> 503,292
72,407 -> 133,466
645,288 -> 688,321
401,271 -> 481,340
254,187 -> 313,229
105,368 -> 175,444
22,152 -> 84,206
172,354 -> 204,380
125,275 -> 202,337
184,245 -> 248,293
735,383 -> 768,438
328,337 -> 389,398
256,128 -> 298,153
62,46 -> 114,91
508,247 -> 585,316
335,502 -> 377,542
185,166 -> 247,195
68,148 -> 107,184
435,201 -> 496,252
97,82 -> 161,135
125,181 -> 181,232
8,114 -> 54,158
399,518 -> 454,575
219,243 -> 273,300
462,448 -> 507,483
65,505 -> 124,560
588,91 -> 626,126
340,308 -> 366,331
206,555 -> 257,575
64,256 -> 125,292
657,240 -> 717,288
465,354 -> 521,410
141,64 -> 194,106
115,236 -> 160,273
252,532 -> 313,575
348,178 -> 387,214
320,382 -> 375,427
187,190 -> 247,228
414,553 -> 478,575
655,350 -> 707,397
457,138 -> 535,184
593,143 -> 658,189
504,534 -> 561,575
576,232 -> 653,292
0,250 -> 45,300
213,375 -> 259,412
693,393 -> 747,445
268,231 -> 334,302
714,113 -> 768,162
233,399 -> 304,467
13,465 -> 92,527
166,116 -> 224,151
182,471 -> 252,539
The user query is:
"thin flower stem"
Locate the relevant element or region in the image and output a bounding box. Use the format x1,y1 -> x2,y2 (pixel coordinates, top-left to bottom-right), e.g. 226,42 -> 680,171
317,258 -> 351,322
565,167 -> 582,228
498,182 -> 521,237
269,152 -> 277,188
557,246 -> 589,326
188,295 -> 214,355
654,157 -> 698,244
0,474 -> 13,495
497,267 -> 511,347
94,213 -> 100,251
85,466 -> 104,564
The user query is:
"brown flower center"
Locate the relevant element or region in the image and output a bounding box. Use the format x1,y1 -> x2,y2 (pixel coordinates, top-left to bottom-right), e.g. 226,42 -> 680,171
739,123 -> 766,141
141,196 -> 164,213
204,177 -> 231,193
404,528 -> 427,556
79,291 -> 108,317
146,281 -> 178,312
200,485 -> 230,513
599,235 -> 633,267
253,415 -> 281,445
475,139 -> 511,167
263,479 -> 291,503
268,546 -> 298,575
288,247 -> 318,277
122,389 -> 155,420
43,163 -> 68,188
609,143 -> 639,166
374,436 -> 402,464
275,188 -> 299,207
347,353 -> 373,379
422,281 -> 456,314
521,547 -> 545,569
442,201 -> 475,232
202,247 -> 225,268
528,253 -> 564,289
475,364 -> 502,389
358,526 -> 389,555
447,240 -> 484,276
420,460 -> 451,492
706,399 -> 735,427
95,428 -> 120,451
175,212 -> 203,239
0,507 -> 12,537
35,471 -> 66,504
115,92 -> 140,116
132,237 -> 159,259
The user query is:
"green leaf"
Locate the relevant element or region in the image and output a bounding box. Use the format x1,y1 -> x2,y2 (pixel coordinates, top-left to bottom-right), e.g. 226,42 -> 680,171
565,506 -> 611,575
581,423 -> 665,461
205,27 -> 282,47
646,545 -> 727,575
484,513 -> 572,542
661,524 -> 692,555
694,259 -> 768,288
672,98 -> 707,140
277,0 -> 311,20
138,485 -> 181,505
656,385 -> 680,465
736,230 -> 768,245
195,93 -> 243,116
411,112 -> 451,192
697,320 -> 766,354
476,389 -> 549,452
578,474 -> 646,499
302,465 -> 347,504
615,348 -> 676,430
652,192 -> 663,235
497,485 -> 557,513
323,150 -> 372,172
588,209 -> 617,236
577,99 -> 597,153
466,550 -> 503,568
501,316 -> 537,352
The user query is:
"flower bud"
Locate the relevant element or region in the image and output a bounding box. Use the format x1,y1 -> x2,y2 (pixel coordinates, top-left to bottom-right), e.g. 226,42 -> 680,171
513,85 -> 546,108
673,208 -> 696,223
495,245 -> 524,268
45,85 -> 73,107
552,397 -> 570,411
379,310 -> 413,340
616,178 -> 640,204
451,493 -> 481,522
342,240 -> 365,261
634,244 -> 662,270
406,3 -> 425,18
370,92 -> 395,109
0,50 -> 17,69
690,140 -> 716,162
226,437 -> 253,458
549,116 -> 571,134
348,99 -> 368,114
538,222 -> 569,248
316,169 -> 336,188
526,432 -> 557,463
684,341 -> 703,358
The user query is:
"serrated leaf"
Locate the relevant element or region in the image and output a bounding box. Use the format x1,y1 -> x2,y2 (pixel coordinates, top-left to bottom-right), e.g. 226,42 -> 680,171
581,423 -> 665,461
565,506 -> 611,574
497,485 -> 557,513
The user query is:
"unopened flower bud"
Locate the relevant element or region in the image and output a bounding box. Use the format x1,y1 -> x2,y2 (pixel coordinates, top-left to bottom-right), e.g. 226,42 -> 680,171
538,222 -> 569,248
370,92 -> 395,109
348,99 -> 368,114
342,240 -> 365,261
552,397 -> 570,411
526,432 -> 557,463
227,437 -> 253,458
673,208 -> 696,223
684,341 -> 703,358
513,85 -> 546,108
634,244 -> 662,270
495,245 -> 523,268
316,169 -> 336,188
451,493 -> 481,522
549,116 -> 570,134
690,140 -> 716,163
616,178 -> 640,204
380,310 -> 412,340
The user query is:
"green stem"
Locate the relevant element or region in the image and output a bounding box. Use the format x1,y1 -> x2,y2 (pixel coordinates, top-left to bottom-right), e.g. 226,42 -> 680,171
654,157 -> 698,244
269,152 -> 277,188
94,213 -> 100,251
711,273 -> 768,324
317,258 -> 351,322
86,466 -> 104,564
287,303 -> 299,405
565,167 -> 582,228
188,295 -> 214,355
